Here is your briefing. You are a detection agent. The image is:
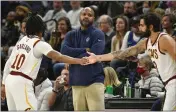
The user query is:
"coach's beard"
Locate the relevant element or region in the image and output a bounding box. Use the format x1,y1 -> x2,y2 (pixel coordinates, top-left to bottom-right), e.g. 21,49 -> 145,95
80,19 -> 93,28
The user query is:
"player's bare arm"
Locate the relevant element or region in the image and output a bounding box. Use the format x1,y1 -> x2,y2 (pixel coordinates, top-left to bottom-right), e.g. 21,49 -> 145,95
86,51 -> 116,64
159,35 -> 176,61
112,38 -> 147,60
47,50 -> 88,65
85,39 -> 147,64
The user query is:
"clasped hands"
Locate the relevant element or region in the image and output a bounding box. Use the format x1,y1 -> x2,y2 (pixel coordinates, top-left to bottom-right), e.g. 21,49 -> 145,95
80,52 -> 98,65
80,51 -> 138,65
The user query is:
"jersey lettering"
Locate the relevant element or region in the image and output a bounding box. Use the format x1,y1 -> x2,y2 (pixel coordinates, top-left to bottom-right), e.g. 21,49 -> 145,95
148,49 -> 158,59
11,54 -> 26,70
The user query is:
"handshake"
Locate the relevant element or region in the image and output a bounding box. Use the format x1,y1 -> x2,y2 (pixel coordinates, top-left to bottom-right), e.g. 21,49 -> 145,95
79,52 -> 98,65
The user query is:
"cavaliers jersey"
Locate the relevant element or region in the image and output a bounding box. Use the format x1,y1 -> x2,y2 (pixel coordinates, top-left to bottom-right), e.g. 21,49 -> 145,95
9,36 -> 42,80
146,32 -> 176,82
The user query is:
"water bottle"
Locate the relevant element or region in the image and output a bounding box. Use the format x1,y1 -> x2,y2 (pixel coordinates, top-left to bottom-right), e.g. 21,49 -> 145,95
124,78 -> 131,98
134,83 -> 140,98
106,85 -> 113,95
124,83 -> 127,98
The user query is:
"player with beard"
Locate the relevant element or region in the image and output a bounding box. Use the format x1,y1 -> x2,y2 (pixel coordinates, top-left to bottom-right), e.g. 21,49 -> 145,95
85,13 -> 176,110
61,7 -> 105,111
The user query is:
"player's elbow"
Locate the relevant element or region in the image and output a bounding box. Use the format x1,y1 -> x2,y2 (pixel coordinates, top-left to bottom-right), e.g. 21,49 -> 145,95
47,50 -> 62,62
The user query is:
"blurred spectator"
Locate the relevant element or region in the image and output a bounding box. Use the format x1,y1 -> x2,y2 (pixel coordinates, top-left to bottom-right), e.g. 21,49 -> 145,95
43,1 -> 67,32
165,1 -> 176,16
107,2 -> 124,18
121,16 -> 142,50
1,11 -> 20,59
158,1 -> 168,10
15,2 -> 31,24
154,8 -> 165,18
48,67 -> 74,111
18,18 -> 27,41
1,1 -> 20,22
49,17 -> 72,51
110,15 -> 142,87
161,14 -> 176,39
98,15 -> 116,54
89,5 -> 99,27
104,67 -> 123,96
33,68 -> 52,110
111,15 -> 129,52
67,1 -> 83,29
25,1 -> 46,17
123,2 -> 131,18
142,1 -> 152,14
129,2 -> 139,17
49,17 -> 72,78
110,15 -> 129,72
137,55 -> 164,97
123,2 -> 138,19
98,15 -> 115,67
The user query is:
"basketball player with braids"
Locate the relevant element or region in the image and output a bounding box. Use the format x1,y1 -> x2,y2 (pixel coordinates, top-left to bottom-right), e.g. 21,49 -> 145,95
86,13 -> 176,110
1,13 -> 87,110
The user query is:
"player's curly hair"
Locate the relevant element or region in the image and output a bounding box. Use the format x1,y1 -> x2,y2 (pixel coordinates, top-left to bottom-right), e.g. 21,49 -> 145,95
141,13 -> 161,32
25,12 -> 45,37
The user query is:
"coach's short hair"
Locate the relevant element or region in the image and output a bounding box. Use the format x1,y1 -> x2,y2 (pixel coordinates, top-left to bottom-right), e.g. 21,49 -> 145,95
26,13 -> 45,36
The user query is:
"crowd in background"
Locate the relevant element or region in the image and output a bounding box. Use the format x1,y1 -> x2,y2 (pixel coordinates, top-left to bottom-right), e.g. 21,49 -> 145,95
1,1 -> 176,111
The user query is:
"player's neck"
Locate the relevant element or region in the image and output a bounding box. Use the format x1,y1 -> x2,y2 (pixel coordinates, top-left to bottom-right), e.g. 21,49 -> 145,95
150,31 -> 160,43
36,32 -> 42,39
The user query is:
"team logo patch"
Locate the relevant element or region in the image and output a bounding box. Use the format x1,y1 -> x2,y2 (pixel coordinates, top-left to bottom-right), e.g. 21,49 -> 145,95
86,37 -> 90,42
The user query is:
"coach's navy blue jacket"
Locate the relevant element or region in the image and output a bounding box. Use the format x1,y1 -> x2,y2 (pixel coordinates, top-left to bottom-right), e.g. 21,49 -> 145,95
61,25 -> 105,86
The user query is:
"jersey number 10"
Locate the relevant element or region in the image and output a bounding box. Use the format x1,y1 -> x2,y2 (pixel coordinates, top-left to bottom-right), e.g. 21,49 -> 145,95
11,54 -> 26,70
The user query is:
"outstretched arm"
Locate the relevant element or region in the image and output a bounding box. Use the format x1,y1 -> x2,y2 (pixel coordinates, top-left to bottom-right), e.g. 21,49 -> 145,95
86,39 -> 147,64
47,50 -> 87,65
111,38 -> 147,60
34,41 -> 87,65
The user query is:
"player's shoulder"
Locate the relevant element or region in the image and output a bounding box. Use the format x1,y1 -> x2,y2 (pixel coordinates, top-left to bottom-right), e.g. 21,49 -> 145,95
138,37 -> 148,44
159,32 -> 174,42
136,37 -> 148,49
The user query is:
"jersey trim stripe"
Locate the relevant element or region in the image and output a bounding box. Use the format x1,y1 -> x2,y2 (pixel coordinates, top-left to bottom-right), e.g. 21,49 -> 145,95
158,33 -> 167,55
24,84 -> 34,110
33,39 -> 40,47
152,33 -> 160,46
158,41 -> 166,55
31,61 -> 39,71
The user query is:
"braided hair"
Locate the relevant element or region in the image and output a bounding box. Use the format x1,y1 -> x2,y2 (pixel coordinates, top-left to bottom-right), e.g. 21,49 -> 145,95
25,12 -> 45,37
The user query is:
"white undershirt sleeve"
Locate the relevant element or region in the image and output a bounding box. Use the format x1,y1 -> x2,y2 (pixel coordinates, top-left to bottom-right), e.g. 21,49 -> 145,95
33,41 -> 53,58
